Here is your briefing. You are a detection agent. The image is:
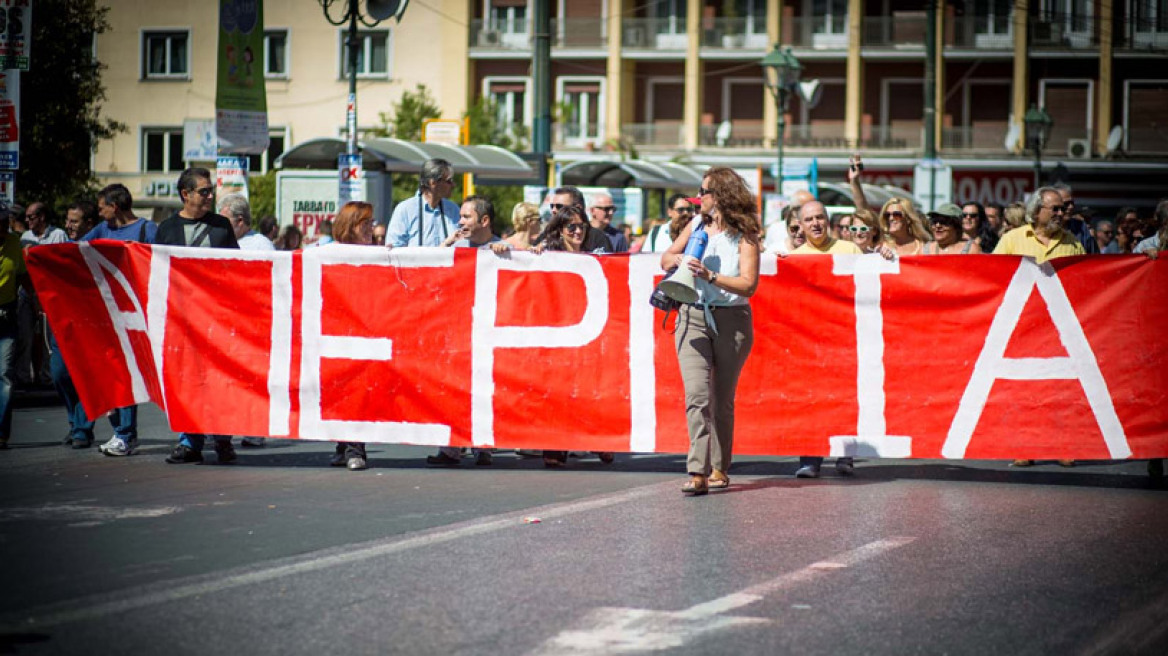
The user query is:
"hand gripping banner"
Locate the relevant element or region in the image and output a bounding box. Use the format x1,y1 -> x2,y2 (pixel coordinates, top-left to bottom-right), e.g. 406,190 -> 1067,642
27,242 -> 1168,460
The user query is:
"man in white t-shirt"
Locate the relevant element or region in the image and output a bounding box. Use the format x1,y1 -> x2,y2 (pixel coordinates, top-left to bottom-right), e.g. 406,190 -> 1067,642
221,194 -> 274,252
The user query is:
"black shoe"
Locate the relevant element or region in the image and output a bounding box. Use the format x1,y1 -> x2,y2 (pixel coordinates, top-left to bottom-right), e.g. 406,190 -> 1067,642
166,444 -> 203,464
475,451 -> 493,466
71,437 -> 94,449
426,452 -> 461,467
214,441 -> 237,464
1150,459 -> 1165,481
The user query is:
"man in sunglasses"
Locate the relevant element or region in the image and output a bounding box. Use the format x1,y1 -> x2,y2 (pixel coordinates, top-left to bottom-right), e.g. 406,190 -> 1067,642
154,168 -> 241,465
1051,183 -> 1097,254
386,158 -> 460,248
588,193 -> 628,252
542,186 -> 612,253
643,193 -> 693,253
993,187 -> 1084,265
153,168 -> 239,249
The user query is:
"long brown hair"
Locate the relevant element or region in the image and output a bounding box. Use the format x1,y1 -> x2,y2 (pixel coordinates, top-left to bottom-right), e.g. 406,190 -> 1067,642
333,201 -> 373,245
542,205 -> 590,252
702,166 -> 760,243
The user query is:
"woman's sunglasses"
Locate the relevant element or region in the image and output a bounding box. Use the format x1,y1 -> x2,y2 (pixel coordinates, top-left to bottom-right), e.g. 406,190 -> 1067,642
883,211 -> 906,219
848,225 -> 871,234
563,223 -> 586,233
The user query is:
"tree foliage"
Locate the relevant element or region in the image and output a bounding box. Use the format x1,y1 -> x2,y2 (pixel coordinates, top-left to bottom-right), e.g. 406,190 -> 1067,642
15,0 -> 126,213
373,85 -> 531,232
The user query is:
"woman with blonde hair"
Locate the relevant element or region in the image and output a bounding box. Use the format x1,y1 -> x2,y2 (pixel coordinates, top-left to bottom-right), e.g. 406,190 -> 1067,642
1002,203 -> 1027,231
879,197 -> 931,255
660,167 -> 761,496
505,202 -> 541,250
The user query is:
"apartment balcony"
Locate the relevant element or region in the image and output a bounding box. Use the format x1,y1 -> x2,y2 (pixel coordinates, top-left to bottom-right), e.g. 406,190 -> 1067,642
862,13 -> 927,47
620,123 -> 685,148
1115,18 -> 1168,51
941,125 -> 1012,153
699,18 -> 770,49
469,18 -> 608,52
782,17 -> 849,49
1029,13 -> 1097,50
947,16 -> 1014,49
620,18 -> 689,50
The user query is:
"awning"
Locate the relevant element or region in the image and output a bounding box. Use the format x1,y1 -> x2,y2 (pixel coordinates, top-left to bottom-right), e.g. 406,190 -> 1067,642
558,160 -> 707,190
273,137 -> 538,179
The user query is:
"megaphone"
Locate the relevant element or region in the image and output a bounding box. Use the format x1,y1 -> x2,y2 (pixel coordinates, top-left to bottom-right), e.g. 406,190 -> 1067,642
658,226 -> 709,304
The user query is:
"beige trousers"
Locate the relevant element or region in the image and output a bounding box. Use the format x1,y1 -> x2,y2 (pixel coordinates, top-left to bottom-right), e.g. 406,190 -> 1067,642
673,304 -> 753,476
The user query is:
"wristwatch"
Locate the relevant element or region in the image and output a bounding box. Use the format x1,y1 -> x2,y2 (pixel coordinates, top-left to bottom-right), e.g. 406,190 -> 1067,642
709,271 -> 718,285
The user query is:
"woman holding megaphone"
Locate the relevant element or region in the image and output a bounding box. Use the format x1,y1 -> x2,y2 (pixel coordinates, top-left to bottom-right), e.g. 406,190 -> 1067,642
659,168 -> 761,496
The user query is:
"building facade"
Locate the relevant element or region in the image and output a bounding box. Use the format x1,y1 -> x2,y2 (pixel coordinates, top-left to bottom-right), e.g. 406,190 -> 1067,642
95,1 -> 1168,212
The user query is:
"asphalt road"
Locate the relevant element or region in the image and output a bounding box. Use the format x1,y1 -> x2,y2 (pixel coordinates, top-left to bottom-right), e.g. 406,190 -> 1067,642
1,395 -> 1166,655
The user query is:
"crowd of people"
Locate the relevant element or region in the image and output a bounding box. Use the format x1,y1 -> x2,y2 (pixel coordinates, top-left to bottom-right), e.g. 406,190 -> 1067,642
1,157 -> 1164,485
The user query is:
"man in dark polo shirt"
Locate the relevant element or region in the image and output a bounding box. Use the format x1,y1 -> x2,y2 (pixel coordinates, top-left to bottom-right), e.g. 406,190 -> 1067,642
154,168 -> 240,465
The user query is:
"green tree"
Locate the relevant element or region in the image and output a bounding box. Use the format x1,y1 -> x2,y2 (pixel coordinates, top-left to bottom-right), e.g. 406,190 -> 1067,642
248,170 -> 277,222
371,84 -> 441,204
15,0 -> 126,213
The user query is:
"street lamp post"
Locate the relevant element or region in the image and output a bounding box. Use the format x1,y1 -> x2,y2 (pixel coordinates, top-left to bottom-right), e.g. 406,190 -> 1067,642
319,0 -> 410,155
761,46 -> 802,196
1024,104 -> 1054,191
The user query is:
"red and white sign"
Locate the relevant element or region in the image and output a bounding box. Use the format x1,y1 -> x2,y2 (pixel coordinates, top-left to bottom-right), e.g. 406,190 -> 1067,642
26,244 -> 1168,460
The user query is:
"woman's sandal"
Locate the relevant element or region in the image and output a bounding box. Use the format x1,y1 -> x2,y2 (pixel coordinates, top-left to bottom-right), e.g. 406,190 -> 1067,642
708,471 -> 730,489
681,475 -> 709,496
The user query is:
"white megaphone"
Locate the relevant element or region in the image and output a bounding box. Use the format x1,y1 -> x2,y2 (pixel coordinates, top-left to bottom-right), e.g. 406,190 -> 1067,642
658,225 -> 709,304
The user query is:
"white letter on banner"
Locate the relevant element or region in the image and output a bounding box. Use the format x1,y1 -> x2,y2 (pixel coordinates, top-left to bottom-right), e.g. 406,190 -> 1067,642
830,254 -> 912,457
79,243 -> 153,406
147,246 -> 294,435
941,258 -> 1130,459
300,246 -> 453,444
628,255 -> 664,452
473,250 -> 608,447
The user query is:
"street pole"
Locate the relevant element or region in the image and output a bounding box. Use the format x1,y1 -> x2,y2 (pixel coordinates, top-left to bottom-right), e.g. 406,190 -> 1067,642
777,90 -> 786,194
923,0 -> 937,211
1033,144 -> 1042,190
532,0 -> 551,156
346,0 -> 359,156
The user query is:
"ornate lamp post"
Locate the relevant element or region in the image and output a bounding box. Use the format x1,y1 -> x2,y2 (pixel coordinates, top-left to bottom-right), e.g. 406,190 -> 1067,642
1024,104 -> 1054,191
761,45 -> 802,195
319,0 -> 410,155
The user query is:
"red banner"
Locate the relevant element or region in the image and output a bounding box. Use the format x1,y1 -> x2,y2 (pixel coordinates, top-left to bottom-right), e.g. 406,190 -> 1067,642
27,242 -> 1168,460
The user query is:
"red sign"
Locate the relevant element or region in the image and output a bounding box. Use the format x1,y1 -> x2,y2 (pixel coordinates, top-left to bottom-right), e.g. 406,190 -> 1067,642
27,243 -> 1168,460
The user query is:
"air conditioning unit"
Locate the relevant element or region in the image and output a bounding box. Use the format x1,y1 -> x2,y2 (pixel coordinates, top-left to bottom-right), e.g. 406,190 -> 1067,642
1067,138 -> 1092,159
478,30 -> 501,46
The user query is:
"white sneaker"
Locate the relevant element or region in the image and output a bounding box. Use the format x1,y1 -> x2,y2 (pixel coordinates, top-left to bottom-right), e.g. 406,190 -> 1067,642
240,437 -> 266,448
99,436 -> 138,457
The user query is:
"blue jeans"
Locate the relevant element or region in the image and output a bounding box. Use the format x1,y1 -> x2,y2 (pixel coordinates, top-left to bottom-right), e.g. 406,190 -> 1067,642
179,433 -> 231,452
48,329 -> 137,441
0,301 -> 15,441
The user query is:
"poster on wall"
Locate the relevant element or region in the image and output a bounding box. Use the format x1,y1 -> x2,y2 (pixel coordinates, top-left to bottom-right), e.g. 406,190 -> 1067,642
0,0 -> 31,71
0,69 -> 17,169
215,0 -> 269,154
215,155 -> 249,200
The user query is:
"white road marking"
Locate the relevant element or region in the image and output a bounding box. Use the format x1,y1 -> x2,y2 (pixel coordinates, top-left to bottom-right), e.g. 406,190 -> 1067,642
1,480 -> 675,630
531,537 -> 917,655
0,503 -> 182,523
